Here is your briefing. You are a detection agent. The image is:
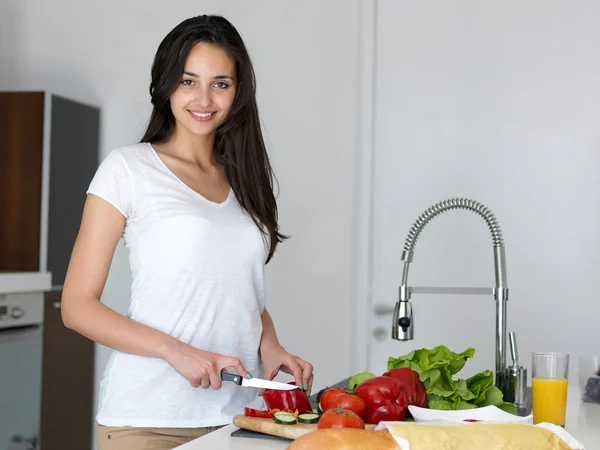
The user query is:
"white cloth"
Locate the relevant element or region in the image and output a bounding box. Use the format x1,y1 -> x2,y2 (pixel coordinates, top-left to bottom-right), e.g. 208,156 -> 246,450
375,422 -> 586,450
87,143 -> 268,427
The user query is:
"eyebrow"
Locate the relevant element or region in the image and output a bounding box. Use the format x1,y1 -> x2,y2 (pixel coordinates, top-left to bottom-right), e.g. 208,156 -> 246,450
183,71 -> 234,80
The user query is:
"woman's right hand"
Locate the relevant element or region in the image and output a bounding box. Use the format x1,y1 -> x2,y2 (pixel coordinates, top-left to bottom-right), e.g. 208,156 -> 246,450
164,341 -> 251,390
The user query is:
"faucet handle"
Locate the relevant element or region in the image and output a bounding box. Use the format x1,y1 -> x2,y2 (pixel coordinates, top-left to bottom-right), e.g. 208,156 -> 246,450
509,331 -> 518,365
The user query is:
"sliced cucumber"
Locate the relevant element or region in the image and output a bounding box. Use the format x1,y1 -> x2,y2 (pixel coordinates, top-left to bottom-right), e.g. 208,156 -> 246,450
315,387 -> 329,405
273,412 -> 297,425
317,402 -> 323,415
298,413 -> 320,424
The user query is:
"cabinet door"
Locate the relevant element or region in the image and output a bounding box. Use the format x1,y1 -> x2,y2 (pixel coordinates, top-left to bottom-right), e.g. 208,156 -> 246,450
0,92 -> 44,271
47,95 -> 100,285
40,290 -> 95,450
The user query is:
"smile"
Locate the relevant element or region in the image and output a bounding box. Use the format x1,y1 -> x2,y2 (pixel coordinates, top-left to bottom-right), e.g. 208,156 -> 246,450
189,110 -> 216,122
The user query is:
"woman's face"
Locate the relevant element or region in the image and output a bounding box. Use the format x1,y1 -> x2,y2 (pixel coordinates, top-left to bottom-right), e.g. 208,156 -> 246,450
170,42 -> 237,138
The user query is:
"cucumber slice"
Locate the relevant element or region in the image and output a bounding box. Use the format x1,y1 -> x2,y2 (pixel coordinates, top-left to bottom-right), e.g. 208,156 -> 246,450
316,387 -> 329,405
317,402 -> 323,415
298,413 -> 320,424
273,412 -> 297,425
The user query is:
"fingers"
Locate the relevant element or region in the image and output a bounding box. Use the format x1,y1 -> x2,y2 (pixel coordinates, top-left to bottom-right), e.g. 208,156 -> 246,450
264,365 -> 280,381
202,358 -> 221,390
295,357 -> 314,395
174,348 -> 251,390
281,355 -> 314,390
209,368 -> 222,390
200,375 -> 211,390
220,356 -> 251,379
282,354 -> 304,389
278,355 -> 314,393
298,359 -> 313,387
233,357 -> 251,379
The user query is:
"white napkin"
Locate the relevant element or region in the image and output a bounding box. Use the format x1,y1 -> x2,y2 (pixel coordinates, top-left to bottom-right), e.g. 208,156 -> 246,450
535,422 -> 586,450
374,421 -> 586,450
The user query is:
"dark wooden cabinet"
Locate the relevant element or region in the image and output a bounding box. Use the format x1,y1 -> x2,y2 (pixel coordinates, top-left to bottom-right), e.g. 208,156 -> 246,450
0,91 -> 100,285
40,290 -> 95,450
0,92 -> 44,271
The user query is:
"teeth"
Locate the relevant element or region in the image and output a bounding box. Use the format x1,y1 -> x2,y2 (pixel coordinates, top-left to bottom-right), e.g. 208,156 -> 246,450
191,111 -> 214,118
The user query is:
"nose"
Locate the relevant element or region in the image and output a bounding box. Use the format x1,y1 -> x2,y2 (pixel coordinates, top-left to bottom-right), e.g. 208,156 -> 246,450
195,84 -> 212,108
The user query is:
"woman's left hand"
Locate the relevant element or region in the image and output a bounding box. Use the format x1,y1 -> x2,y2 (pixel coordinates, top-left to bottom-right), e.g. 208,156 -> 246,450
261,345 -> 314,396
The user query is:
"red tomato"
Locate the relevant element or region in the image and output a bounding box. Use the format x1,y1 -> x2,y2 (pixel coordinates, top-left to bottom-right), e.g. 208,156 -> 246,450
320,389 -> 366,419
317,405 -> 365,430
319,388 -> 346,409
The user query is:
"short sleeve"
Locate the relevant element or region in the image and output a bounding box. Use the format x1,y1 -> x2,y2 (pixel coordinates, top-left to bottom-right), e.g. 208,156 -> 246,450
86,149 -> 132,217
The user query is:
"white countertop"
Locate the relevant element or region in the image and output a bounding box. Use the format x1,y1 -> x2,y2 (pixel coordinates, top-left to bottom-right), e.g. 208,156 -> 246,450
0,272 -> 51,294
175,387 -> 600,450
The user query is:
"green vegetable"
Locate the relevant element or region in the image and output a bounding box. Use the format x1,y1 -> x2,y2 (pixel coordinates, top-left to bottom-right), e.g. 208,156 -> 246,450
273,412 -> 297,425
347,371 -> 376,393
298,413 -> 320,424
388,345 -> 516,414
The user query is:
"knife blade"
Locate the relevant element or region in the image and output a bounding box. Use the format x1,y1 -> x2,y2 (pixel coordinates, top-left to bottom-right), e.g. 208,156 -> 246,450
221,372 -> 299,390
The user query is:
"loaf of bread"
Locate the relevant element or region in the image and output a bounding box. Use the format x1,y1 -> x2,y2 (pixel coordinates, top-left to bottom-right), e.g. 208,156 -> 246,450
286,423 -> 575,450
286,429 -> 399,450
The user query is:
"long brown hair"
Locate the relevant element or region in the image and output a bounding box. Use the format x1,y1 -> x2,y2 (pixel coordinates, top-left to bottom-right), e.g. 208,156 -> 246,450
140,15 -> 287,262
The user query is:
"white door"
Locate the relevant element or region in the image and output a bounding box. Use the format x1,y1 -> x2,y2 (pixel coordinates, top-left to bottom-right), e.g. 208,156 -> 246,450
361,0 -> 600,382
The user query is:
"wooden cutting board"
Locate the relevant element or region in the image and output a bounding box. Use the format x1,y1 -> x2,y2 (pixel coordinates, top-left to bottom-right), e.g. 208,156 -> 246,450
232,414 -> 376,440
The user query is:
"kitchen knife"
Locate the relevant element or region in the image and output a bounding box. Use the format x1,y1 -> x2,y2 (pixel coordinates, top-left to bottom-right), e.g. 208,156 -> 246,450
221,372 -> 299,390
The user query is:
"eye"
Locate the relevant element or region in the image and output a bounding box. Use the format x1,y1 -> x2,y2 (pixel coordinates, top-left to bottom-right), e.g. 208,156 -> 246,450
214,81 -> 229,89
181,79 -> 195,86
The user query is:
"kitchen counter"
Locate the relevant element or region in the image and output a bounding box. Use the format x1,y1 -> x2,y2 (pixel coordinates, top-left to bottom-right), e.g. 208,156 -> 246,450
175,386 -> 600,450
0,271 -> 51,294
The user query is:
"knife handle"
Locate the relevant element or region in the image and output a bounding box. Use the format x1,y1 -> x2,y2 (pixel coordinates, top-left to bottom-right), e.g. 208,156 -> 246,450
221,371 -> 243,385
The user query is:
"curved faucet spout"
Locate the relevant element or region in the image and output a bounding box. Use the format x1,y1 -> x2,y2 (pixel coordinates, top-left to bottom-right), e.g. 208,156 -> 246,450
392,198 -> 509,391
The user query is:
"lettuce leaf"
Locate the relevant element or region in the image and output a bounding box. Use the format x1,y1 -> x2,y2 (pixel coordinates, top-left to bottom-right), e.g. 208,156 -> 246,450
427,397 -> 454,410
347,371 -> 376,393
387,345 -> 515,414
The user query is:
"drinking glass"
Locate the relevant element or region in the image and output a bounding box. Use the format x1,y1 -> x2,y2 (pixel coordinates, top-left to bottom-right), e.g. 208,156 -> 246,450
531,352 -> 569,426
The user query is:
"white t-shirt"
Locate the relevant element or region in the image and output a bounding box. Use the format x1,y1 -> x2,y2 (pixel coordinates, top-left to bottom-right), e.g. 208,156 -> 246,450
87,142 -> 268,427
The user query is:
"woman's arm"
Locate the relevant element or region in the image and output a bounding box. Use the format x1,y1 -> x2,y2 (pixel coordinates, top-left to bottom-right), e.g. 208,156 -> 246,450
259,308 -> 314,393
62,194 -> 249,388
62,194 -> 177,357
258,308 -> 284,354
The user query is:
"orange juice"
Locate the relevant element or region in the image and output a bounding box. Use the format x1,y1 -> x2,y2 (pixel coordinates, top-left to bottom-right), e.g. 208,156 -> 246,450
532,377 -> 568,425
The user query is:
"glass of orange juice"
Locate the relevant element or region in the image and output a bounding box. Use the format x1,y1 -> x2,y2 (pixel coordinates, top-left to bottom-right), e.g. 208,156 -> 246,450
532,352 -> 569,426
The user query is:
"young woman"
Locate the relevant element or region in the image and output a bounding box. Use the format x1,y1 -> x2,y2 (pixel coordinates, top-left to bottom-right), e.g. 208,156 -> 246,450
61,14 -> 314,450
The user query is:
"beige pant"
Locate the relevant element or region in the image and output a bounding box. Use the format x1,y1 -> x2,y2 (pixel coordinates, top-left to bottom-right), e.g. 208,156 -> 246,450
96,423 -> 224,450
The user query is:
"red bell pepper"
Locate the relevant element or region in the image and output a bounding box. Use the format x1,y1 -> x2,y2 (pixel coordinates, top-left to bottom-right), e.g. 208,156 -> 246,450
382,367 -> 427,408
262,382 -> 312,414
244,407 -> 299,419
354,376 -> 409,423
244,407 -> 273,418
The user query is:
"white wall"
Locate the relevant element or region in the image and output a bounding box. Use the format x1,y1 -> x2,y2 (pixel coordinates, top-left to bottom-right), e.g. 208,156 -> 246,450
0,0 -> 361,446
368,0 -> 600,385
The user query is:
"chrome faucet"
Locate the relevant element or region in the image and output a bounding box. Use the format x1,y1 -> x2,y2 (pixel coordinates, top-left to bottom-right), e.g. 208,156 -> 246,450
392,198 -> 509,391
